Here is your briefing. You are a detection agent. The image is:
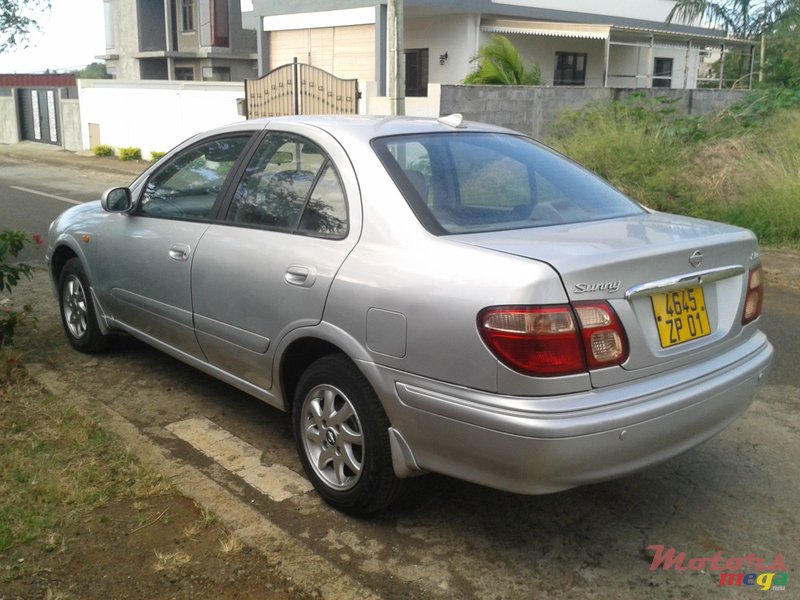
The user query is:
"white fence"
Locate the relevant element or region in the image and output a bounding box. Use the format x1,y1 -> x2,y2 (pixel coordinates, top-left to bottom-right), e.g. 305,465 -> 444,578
78,79 -> 246,156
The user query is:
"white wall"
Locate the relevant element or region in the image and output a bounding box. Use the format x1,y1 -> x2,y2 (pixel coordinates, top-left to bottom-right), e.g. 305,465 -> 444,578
78,79 -> 245,156
365,82 -> 441,117
405,14 -> 479,85
493,0 -> 678,24
0,94 -> 20,144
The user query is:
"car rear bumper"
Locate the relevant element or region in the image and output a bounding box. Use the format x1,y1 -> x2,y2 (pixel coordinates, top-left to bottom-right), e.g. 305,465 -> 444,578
364,331 -> 773,494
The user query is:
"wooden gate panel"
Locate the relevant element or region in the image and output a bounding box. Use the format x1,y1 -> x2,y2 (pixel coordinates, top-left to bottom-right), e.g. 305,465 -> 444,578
297,63 -> 357,115
246,64 -> 296,118
246,61 -> 358,118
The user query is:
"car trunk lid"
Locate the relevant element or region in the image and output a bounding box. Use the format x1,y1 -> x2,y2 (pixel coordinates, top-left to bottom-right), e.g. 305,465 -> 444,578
453,213 -> 762,386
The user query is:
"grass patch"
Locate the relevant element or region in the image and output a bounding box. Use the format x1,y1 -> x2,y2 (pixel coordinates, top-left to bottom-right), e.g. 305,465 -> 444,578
0,350 -> 166,554
547,90 -> 800,248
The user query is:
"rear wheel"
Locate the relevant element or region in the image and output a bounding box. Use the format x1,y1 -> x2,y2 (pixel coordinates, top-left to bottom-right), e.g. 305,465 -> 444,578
293,354 -> 405,515
58,258 -> 110,353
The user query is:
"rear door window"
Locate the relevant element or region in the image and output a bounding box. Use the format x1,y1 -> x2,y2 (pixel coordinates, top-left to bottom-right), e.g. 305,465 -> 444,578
227,133 -> 348,238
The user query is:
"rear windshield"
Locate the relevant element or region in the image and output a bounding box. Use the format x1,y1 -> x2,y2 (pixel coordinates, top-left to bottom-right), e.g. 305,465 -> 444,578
372,132 -> 644,235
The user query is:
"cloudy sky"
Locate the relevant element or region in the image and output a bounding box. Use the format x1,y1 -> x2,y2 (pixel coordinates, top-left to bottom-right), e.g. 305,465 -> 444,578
0,1 -> 105,73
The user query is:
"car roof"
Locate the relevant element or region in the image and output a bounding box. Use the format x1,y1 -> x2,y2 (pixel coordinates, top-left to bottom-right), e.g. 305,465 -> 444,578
212,114 -> 519,143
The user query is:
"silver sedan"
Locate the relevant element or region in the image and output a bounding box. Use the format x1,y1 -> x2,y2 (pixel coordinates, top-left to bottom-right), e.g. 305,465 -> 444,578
46,115 -> 773,514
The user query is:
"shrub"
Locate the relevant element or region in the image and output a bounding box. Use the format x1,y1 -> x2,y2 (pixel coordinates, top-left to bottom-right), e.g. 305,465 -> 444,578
118,147 -> 142,161
547,92 -> 800,248
0,230 -> 41,348
92,144 -> 114,157
150,150 -> 166,161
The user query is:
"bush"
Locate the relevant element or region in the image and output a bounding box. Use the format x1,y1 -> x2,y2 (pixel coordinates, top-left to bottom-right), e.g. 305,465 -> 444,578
118,146 -> 142,161
0,230 -> 41,348
92,144 -> 114,157
547,91 -> 800,248
150,150 -> 166,161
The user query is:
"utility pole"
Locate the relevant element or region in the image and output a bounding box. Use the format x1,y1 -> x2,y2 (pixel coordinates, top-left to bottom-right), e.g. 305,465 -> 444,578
387,0 -> 405,116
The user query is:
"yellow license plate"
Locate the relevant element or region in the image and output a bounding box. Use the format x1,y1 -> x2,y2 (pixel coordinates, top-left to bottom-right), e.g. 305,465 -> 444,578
651,287 -> 711,348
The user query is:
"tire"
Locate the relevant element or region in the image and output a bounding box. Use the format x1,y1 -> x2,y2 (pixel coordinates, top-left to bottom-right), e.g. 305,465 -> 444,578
293,354 -> 405,515
58,258 -> 111,353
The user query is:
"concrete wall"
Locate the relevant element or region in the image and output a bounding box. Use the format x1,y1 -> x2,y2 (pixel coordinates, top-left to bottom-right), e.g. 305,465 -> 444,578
439,85 -> 748,138
78,79 -> 246,156
60,99 -> 83,152
0,92 -> 20,144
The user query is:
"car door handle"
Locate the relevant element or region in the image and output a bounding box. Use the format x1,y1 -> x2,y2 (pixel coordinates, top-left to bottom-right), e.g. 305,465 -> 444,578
285,265 -> 316,288
168,243 -> 191,261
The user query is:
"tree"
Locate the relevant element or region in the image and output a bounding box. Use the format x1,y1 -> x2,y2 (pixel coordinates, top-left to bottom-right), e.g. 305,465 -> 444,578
667,1 -> 800,85
0,0 -> 50,53
667,1 -> 799,38
763,17 -> 800,86
76,62 -> 109,79
463,36 -> 541,85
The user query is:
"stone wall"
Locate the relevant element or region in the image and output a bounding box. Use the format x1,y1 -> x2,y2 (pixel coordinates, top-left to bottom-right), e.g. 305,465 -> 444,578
439,85 -> 748,138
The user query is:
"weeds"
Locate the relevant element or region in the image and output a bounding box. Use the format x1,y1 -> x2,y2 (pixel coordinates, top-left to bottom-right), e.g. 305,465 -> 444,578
548,90 -> 800,247
0,355 -> 166,553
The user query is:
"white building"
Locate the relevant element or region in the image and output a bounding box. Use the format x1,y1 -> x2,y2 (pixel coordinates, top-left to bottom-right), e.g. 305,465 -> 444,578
241,0 -> 755,93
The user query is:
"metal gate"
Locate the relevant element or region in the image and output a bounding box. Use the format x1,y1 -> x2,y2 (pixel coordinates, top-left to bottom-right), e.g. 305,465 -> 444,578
18,88 -> 60,145
245,59 -> 359,118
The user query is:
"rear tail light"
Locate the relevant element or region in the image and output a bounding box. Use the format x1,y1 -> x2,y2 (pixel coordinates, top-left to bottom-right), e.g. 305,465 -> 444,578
742,265 -> 764,325
478,302 -> 628,377
573,303 -> 628,369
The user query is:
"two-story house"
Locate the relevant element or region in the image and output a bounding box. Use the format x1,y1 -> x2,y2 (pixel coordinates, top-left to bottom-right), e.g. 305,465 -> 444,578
100,0 -> 258,81
241,0 -> 755,94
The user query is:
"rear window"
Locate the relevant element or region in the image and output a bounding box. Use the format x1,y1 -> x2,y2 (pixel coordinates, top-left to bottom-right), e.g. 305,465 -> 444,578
372,132 -> 643,234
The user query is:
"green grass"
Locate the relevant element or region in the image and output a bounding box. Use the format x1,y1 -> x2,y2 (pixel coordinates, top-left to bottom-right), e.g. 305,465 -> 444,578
0,351 -> 166,553
547,90 -> 800,248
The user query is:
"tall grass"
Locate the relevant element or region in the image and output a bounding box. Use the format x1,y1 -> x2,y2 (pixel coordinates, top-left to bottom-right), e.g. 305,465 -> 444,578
547,91 -> 800,248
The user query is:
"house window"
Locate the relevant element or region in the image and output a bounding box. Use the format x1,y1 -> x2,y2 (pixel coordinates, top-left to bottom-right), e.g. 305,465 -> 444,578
653,57 -> 673,88
199,0 -> 229,47
175,67 -> 195,80
103,0 -> 114,50
405,49 -> 429,97
202,66 -> 231,81
554,52 -> 587,86
181,0 -> 194,32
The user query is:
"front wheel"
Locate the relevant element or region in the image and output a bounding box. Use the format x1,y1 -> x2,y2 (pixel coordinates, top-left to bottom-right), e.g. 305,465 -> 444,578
293,354 -> 405,515
58,258 -> 110,353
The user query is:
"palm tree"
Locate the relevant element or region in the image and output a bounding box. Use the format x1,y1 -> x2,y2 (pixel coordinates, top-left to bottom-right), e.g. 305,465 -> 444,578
666,0 -> 798,38
667,1 -> 800,83
463,36 -> 541,85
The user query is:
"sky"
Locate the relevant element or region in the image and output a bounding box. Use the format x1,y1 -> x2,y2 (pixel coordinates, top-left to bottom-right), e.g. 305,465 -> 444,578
0,1 -> 106,73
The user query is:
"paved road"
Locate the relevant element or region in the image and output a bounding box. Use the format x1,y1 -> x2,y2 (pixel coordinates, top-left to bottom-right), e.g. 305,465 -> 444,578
2,146 -> 798,599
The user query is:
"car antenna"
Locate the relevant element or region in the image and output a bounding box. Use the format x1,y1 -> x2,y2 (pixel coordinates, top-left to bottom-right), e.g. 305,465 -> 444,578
437,113 -> 465,128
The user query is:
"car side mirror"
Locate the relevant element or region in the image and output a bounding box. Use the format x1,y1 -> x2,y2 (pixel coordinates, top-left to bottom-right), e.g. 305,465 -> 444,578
101,187 -> 133,213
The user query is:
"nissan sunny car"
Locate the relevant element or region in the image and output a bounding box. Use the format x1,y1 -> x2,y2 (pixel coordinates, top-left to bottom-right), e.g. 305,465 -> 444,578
46,115 -> 773,514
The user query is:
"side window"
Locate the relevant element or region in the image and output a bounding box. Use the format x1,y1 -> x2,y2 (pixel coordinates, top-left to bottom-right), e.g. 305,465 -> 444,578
139,135 -> 251,220
228,133 -> 348,238
297,163 -> 348,237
